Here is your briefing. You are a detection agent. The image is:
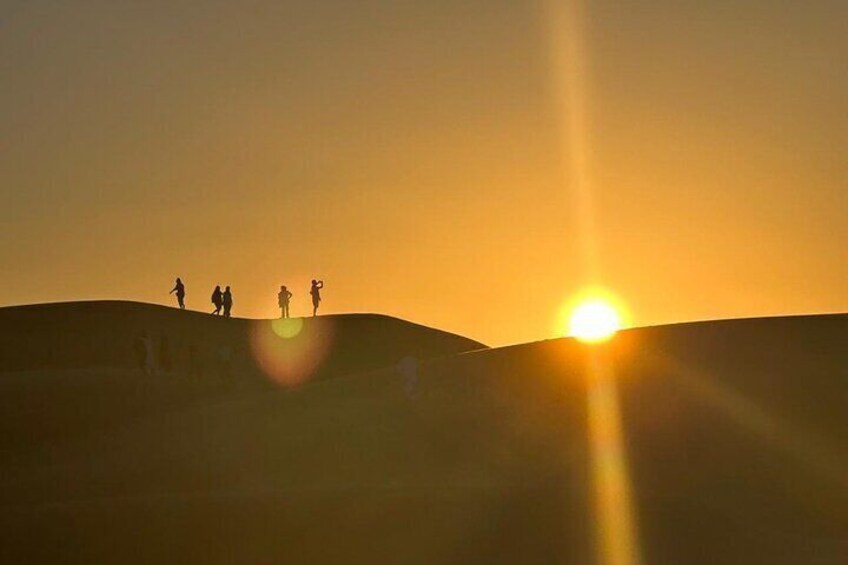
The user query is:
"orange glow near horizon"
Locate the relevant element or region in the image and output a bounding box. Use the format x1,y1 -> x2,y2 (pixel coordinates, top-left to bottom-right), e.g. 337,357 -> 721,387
560,287 -> 631,342
1,1 -> 846,349
569,299 -> 622,343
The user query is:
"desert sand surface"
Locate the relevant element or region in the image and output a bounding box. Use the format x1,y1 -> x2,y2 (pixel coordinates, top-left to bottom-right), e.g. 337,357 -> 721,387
0,301 -> 484,454
1,302 -> 846,563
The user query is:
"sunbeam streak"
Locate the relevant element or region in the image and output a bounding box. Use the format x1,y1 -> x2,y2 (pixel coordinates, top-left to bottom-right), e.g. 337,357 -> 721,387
660,355 -> 848,489
587,351 -> 643,565
543,0 -> 644,561
543,0 -> 599,278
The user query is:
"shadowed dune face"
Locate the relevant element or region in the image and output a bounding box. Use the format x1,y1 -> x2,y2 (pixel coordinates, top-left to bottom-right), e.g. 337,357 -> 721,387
0,308 -> 847,563
0,301 -> 486,378
0,301 -> 485,456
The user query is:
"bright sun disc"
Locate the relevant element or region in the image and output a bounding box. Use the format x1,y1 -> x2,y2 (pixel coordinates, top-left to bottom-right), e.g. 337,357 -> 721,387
570,300 -> 622,343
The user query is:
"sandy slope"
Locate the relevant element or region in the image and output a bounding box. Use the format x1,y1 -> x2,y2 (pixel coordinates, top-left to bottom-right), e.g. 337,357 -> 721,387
0,300 -> 485,375
0,306 -> 846,563
0,301 -> 484,454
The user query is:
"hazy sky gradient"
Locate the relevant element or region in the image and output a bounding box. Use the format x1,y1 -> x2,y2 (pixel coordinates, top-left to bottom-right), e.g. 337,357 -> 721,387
2,0 -> 846,345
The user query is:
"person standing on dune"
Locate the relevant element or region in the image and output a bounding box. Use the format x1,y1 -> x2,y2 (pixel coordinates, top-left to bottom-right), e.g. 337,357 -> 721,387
310,279 -> 324,317
211,285 -> 223,315
169,277 -> 186,309
222,286 -> 233,318
278,285 -> 293,318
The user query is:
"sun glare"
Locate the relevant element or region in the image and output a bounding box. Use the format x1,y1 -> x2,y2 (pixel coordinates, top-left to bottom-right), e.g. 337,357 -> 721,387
569,299 -> 622,343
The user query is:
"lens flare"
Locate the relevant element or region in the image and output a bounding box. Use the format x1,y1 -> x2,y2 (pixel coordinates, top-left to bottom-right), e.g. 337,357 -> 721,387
250,318 -> 332,387
570,299 -> 622,343
272,317 -> 304,339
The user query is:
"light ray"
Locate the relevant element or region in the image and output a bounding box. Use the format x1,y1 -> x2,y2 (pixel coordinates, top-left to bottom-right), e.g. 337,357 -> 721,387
543,0 -> 644,562
659,354 -> 848,488
587,351 -> 643,565
543,0 -> 599,279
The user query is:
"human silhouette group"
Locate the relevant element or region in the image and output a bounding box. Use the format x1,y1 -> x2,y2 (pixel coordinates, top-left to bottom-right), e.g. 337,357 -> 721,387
210,285 -> 234,317
169,278 -> 326,318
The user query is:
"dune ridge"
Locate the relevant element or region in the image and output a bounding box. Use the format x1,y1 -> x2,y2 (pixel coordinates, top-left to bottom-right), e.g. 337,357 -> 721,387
0,304 -> 846,563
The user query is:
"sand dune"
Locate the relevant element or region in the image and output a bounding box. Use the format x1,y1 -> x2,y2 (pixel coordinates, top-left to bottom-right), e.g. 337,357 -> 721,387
0,300 -> 485,375
1,305 -> 846,563
0,301 -> 484,455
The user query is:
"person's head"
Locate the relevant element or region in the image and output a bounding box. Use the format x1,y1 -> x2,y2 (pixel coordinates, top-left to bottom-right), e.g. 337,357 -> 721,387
215,285 -> 220,291
225,286 -> 230,291
311,279 -> 317,285
176,277 -> 181,283
281,285 -> 287,291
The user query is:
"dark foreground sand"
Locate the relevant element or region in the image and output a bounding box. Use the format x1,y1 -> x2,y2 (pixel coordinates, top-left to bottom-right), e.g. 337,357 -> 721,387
0,302 -> 846,563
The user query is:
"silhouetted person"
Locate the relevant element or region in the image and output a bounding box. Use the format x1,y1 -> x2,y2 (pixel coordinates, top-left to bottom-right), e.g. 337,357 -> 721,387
211,285 -> 223,315
278,285 -> 293,318
170,277 -> 186,309
222,286 -> 233,317
310,279 -> 324,316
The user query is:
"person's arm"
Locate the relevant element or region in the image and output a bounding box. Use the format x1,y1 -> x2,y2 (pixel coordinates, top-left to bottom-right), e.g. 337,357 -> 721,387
170,286 -> 176,294
318,282 -> 324,289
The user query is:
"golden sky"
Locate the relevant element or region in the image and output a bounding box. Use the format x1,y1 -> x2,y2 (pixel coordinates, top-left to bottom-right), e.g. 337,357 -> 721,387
2,0 -> 846,346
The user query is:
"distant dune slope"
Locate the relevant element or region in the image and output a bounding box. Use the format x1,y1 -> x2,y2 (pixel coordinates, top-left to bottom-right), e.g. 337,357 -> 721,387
0,300 -> 485,375
1,312 -> 846,563
0,301 -> 484,454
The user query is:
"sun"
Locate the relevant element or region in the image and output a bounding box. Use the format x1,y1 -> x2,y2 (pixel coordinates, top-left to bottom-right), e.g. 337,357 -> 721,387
569,299 -> 622,343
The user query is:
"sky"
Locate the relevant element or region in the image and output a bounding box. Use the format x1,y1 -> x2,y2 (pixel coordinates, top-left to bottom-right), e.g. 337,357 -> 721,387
2,0 -> 846,346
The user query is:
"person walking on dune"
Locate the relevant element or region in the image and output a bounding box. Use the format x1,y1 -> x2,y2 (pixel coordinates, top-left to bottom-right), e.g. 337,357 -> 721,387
278,285 -> 293,318
222,286 -> 233,318
211,285 -> 223,315
310,279 -> 324,317
169,277 -> 186,309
